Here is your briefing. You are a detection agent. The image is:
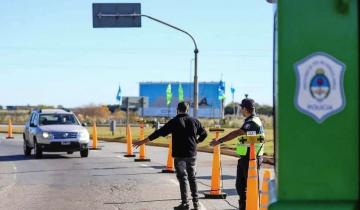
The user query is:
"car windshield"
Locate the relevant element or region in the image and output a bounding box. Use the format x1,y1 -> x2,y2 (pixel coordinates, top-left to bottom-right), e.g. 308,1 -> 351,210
39,114 -> 79,126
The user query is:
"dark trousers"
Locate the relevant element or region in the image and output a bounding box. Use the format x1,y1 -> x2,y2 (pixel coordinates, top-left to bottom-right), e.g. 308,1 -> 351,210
236,154 -> 262,210
174,157 -> 198,204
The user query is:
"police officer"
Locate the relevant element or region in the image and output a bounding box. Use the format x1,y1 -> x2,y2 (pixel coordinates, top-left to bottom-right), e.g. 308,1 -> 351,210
210,97 -> 264,210
133,102 -> 208,210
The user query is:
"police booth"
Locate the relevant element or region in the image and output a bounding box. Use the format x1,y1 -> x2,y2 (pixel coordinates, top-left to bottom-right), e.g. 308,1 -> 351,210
270,0 -> 359,209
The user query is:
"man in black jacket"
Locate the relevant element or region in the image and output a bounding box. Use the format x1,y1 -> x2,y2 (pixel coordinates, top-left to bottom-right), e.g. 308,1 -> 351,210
133,102 -> 208,210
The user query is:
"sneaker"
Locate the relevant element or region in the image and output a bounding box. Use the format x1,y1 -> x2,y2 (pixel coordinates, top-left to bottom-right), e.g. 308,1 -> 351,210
174,203 -> 190,210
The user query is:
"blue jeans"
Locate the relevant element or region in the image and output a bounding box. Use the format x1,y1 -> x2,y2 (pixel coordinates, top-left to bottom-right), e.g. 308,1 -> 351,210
174,157 -> 198,204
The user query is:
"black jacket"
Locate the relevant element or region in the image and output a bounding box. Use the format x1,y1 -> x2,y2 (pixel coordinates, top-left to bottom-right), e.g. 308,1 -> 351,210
148,114 -> 207,158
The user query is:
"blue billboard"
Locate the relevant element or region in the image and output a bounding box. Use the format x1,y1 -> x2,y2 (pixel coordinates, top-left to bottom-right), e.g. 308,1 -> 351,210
139,82 -> 223,118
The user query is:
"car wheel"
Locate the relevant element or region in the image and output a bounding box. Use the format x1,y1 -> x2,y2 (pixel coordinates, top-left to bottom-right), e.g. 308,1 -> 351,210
23,140 -> 32,156
34,140 -> 43,159
80,149 -> 88,158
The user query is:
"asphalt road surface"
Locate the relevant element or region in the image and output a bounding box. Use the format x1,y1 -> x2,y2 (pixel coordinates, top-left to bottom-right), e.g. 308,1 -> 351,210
0,134 -> 274,210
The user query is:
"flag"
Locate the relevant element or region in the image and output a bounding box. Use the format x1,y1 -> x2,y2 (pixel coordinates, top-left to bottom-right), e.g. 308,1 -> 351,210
166,83 -> 172,106
116,85 -> 122,105
218,80 -> 226,100
178,83 -> 184,102
231,86 -> 235,95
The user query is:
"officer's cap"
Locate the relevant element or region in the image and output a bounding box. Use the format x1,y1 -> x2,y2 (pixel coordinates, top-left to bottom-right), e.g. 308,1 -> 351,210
240,98 -> 255,109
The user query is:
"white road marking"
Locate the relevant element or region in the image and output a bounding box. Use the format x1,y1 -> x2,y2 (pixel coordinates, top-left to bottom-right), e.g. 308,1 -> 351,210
140,164 -> 148,167
169,179 -> 179,186
199,201 -> 207,210
0,163 -> 17,195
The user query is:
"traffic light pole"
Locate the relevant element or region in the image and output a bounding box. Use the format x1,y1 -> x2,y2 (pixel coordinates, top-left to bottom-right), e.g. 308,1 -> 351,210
96,12 -> 199,117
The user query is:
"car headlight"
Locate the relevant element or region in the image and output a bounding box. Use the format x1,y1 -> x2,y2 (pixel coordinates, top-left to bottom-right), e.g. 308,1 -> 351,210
78,131 -> 89,139
42,132 -> 50,138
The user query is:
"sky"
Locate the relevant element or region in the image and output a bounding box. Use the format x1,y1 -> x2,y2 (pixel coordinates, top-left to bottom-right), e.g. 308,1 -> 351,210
0,0 -> 274,108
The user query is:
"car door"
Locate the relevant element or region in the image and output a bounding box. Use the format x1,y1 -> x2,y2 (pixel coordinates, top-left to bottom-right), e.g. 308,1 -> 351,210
24,112 -> 34,142
28,113 -> 39,147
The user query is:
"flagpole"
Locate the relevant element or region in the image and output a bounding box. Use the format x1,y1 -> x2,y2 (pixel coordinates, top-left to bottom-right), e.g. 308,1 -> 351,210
232,93 -> 235,119
231,86 -> 235,119
168,104 -> 170,119
166,83 -> 172,119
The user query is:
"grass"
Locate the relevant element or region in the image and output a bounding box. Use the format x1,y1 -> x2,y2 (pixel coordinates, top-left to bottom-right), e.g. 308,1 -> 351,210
0,125 -> 274,156
86,126 -> 274,156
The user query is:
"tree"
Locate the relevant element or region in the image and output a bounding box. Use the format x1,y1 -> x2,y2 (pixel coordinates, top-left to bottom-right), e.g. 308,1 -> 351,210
36,104 -> 55,109
225,102 -> 273,116
255,104 -> 273,116
107,104 -> 121,113
73,104 -> 110,123
224,102 -> 240,115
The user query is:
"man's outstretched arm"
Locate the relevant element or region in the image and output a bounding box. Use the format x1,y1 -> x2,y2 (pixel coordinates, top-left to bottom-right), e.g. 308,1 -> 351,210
133,119 -> 173,148
133,137 -> 150,149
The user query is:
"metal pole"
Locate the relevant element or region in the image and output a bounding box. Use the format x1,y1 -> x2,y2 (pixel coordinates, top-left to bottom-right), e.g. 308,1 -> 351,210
141,14 -> 199,118
232,94 -> 235,119
141,97 -> 144,118
126,97 -> 129,126
189,58 -> 194,106
97,12 -> 199,117
193,49 -> 199,118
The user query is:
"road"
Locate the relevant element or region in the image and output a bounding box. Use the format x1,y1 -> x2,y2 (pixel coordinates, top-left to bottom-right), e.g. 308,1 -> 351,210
0,134 -> 274,210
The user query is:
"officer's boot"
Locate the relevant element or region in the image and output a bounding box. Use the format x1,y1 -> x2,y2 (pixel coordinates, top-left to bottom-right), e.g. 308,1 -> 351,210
239,200 -> 246,210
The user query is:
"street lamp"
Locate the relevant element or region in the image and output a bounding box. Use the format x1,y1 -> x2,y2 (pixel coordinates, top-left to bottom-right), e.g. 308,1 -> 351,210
137,14 -> 199,118
93,5 -> 199,118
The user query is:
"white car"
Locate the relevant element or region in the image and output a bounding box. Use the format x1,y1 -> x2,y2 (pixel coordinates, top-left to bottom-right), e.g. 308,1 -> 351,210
23,109 -> 90,158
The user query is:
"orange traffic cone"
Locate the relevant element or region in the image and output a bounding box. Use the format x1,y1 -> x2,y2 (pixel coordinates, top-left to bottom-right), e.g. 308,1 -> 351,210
90,122 -> 101,150
6,119 -> 14,139
204,128 -> 227,199
135,121 -> 150,162
260,170 -> 271,210
246,144 -> 259,210
162,136 -> 175,173
124,124 -> 136,157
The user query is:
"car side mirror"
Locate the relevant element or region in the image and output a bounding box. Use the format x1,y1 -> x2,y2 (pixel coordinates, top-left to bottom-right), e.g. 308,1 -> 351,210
82,122 -> 87,127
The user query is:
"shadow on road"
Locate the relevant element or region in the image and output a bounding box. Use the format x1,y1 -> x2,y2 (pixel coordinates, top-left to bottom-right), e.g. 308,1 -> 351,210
93,172 -> 161,177
104,198 -> 180,205
141,165 -> 165,170
0,154 -> 78,162
199,188 -> 238,197
0,154 -> 32,162
0,165 -> 131,175
197,175 -> 236,180
113,152 -> 139,155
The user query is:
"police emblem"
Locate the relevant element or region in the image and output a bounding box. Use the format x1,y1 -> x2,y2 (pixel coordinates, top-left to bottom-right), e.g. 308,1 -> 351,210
244,123 -> 250,129
294,52 -> 346,123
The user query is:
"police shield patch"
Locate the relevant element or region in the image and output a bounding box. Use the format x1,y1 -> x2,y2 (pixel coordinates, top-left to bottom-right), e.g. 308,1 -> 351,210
294,52 -> 346,123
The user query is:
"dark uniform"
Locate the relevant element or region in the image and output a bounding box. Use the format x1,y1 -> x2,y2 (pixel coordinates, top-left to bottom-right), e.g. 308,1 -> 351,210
237,114 -> 264,210
148,113 -> 207,209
